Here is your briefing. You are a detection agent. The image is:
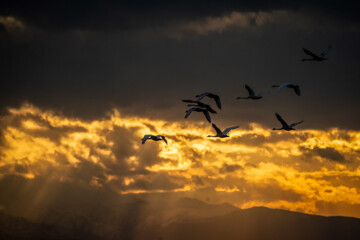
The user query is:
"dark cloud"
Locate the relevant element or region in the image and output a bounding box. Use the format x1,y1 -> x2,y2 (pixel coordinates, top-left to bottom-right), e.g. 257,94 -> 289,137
0,23 -> 6,32
1,1 -> 359,32
219,163 -> 243,173
69,160 -> 107,183
0,1 -> 360,131
191,175 -> 205,186
300,146 -> 345,162
313,147 -> 345,162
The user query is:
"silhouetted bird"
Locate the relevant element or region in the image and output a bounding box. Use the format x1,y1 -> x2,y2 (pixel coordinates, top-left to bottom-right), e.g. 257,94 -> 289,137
302,46 -> 332,61
185,107 -> 211,123
196,92 -> 222,109
182,100 -> 217,113
207,123 -> 239,138
272,113 -> 303,131
272,83 -> 301,96
237,84 -> 270,100
142,135 -> 168,144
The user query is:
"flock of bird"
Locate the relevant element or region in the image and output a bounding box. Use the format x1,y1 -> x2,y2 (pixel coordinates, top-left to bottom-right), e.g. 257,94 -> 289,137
142,46 -> 332,145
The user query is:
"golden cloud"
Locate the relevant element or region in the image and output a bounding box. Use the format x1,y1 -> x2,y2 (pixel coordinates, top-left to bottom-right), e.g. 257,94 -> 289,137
0,103 -> 360,217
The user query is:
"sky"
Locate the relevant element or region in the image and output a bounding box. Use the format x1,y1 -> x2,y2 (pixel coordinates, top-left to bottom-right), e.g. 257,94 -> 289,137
1,0 -> 360,224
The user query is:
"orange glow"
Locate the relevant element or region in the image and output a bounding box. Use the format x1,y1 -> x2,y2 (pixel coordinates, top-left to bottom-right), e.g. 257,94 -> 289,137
215,185 -> 241,192
1,103 -> 360,217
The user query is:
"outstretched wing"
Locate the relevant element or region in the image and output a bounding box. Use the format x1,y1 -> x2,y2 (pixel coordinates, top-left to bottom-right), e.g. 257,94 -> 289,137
303,48 -> 318,58
294,85 -> 301,96
275,113 -> 289,128
196,92 -> 209,101
204,104 -> 217,113
184,100 -> 216,113
185,108 -> 196,118
158,135 -> 168,145
245,85 -> 255,96
141,135 -> 152,144
223,126 -> 239,135
211,123 -> 223,135
320,45 -> 332,58
289,120 -> 304,128
202,110 -> 211,123
182,99 -> 197,103
277,82 -> 292,93
213,95 -> 222,109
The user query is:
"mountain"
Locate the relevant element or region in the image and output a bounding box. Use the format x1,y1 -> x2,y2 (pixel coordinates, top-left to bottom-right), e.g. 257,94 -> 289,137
0,212 -> 98,240
1,198 -> 360,240
159,206 -> 360,240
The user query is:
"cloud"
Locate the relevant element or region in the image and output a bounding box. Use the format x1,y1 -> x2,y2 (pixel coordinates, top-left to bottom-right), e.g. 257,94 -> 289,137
166,10 -> 291,38
219,163 -> 243,173
0,16 -> 28,34
313,147 -> 345,162
165,6 -> 360,39
0,103 -> 360,217
299,146 -> 346,162
0,1 -> 358,32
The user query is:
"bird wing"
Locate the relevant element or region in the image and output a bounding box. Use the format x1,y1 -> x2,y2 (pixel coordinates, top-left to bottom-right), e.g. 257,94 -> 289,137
255,91 -> 270,97
213,95 -> 221,109
275,113 -> 289,128
186,104 -> 197,108
202,110 -> 211,123
245,85 -> 255,96
320,45 -> 332,57
294,85 -> 301,96
303,48 -> 319,58
205,104 -> 217,113
185,108 -> 195,118
212,123 -> 223,135
182,99 -> 197,103
277,82 -> 292,92
142,135 -> 152,144
190,101 -> 216,112
158,135 -> 168,144
223,126 -> 239,135
196,92 -> 209,101
289,120 -> 304,128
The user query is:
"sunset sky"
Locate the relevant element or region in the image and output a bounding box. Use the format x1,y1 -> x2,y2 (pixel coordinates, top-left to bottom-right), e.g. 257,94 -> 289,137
1,0 -> 360,223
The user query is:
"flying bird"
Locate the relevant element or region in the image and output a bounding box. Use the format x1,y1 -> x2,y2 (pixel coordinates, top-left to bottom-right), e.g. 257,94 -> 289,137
272,113 -> 304,131
196,92 -> 222,109
142,134 -> 168,144
236,84 -> 270,100
302,45 -> 332,61
272,83 -> 301,96
207,123 -> 239,138
185,107 -> 211,123
182,100 -> 217,113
